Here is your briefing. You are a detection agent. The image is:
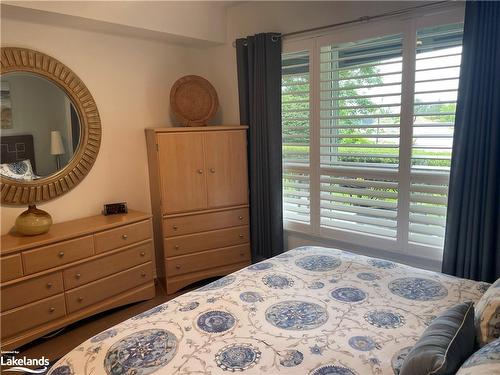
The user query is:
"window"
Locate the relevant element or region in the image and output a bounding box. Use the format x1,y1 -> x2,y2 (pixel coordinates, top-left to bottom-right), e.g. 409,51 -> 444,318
282,10 -> 463,260
319,33 -> 403,241
409,23 -> 463,249
282,50 -> 311,226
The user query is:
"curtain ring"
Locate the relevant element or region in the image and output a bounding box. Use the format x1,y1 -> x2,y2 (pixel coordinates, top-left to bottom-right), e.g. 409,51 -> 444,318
271,35 -> 280,42
232,40 -> 248,48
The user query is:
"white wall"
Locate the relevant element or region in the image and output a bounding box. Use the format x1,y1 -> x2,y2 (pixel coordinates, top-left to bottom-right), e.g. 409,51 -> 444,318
0,15 -> 212,234
3,1 -> 228,45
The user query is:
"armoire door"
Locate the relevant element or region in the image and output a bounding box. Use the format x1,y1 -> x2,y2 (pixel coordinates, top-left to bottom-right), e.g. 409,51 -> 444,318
204,130 -> 248,208
157,133 -> 207,214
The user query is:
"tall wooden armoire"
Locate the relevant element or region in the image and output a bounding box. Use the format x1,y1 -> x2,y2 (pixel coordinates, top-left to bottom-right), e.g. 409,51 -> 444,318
145,126 -> 251,294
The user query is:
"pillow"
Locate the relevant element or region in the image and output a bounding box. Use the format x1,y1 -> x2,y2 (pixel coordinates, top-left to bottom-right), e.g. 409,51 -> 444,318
456,338 -> 500,375
475,277 -> 500,347
0,159 -> 36,180
400,301 -> 475,375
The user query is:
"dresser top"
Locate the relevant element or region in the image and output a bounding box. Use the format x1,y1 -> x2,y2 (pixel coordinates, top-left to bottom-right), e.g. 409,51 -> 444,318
1,210 -> 151,255
145,125 -> 248,133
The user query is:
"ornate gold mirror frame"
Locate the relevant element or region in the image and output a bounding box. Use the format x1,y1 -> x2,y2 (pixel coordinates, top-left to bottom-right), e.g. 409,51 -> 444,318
0,47 -> 101,205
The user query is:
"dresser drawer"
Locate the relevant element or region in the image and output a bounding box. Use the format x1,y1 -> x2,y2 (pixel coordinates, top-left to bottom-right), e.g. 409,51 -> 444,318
1,294 -> 66,339
1,254 -> 23,282
164,225 -> 249,257
164,208 -> 249,237
63,241 -> 153,289
1,272 -> 63,312
166,244 -> 250,277
22,236 -> 94,275
94,220 -> 151,254
65,262 -> 153,313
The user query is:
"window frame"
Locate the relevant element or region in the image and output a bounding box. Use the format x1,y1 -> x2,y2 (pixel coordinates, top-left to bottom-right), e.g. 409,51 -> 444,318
282,6 -> 464,262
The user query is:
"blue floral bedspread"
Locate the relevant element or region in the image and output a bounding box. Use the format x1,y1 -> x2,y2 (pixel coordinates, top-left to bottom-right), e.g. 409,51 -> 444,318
49,246 -> 488,375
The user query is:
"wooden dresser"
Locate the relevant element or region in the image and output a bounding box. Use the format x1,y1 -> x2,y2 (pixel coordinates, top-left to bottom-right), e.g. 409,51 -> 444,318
146,126 -> 251,294
0,210 -> 155,349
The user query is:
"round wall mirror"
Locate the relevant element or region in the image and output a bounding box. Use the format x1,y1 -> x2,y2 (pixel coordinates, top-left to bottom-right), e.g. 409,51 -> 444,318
0,47 -> 101,205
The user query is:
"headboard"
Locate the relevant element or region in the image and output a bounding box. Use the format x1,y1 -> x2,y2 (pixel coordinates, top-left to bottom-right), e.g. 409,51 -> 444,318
0,134 -> 37,174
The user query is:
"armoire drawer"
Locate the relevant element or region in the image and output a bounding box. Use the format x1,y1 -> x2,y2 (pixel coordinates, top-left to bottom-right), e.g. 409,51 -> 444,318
1,294 -> 66,339
65,262 -> 153,313
164,225 -> 249,257
1,272 -> 64,312
63,241 -> 153,289
1,254 -> 23,282
164,207 -> 249,237
22,236 -> 94,274
94,220 -> 151,254
166,244 -> 250,277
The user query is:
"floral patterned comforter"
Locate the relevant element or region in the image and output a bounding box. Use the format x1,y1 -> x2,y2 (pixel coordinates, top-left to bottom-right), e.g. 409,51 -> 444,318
49,246 -> 488,375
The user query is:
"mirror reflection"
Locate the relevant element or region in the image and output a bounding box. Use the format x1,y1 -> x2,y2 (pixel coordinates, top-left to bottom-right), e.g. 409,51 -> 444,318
0,72 -> 81,180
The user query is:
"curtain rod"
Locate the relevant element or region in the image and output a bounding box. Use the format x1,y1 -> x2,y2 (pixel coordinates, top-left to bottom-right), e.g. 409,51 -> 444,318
232,1 -> 449,47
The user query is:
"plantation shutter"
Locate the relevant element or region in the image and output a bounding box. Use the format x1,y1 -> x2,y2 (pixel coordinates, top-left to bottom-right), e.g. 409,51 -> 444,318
318,34 -> 403,240
282,50 -> 311,225
409,23 -> 463,249
281,13 -> 464,260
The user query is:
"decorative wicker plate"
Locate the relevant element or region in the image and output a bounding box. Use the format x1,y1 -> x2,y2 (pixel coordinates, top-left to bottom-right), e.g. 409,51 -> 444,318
170,75 -> 219,126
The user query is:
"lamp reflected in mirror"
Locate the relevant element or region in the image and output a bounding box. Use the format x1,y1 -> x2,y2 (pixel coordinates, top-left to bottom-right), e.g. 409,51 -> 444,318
50,130 -> 65,170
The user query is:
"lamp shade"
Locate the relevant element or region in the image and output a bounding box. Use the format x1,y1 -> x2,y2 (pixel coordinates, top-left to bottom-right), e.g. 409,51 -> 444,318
50,130 -> 65,156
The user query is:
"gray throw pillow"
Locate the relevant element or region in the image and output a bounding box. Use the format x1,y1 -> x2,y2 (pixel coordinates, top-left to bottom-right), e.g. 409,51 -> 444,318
400,301 -> 476,375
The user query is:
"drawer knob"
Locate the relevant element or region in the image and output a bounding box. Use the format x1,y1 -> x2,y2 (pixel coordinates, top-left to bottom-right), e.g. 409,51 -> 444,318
239,216 -> 244,220
240,252 -> 245,257
141,272 -> 147,277
46,282 -> 53,289
175,264 -> 181,270
58,251 -> 64,258
239,234 -> 244,238
209,168 -> 216,173
78,297 -> 84,302
49,307 -> 55,313
75,273 -> 81,279
122,234 -> 128,240
173,225 -> 178,230
174,245 -> 180,250
140,251 -> 146,257
197,169 -> 203,174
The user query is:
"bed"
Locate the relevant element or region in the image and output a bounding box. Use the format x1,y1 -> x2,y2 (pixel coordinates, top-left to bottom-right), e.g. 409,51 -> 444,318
48,246 -> 488,375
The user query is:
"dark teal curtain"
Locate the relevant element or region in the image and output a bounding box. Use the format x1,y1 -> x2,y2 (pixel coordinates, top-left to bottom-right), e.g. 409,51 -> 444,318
236,33 -> 283,261
442,1 -> 500,282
